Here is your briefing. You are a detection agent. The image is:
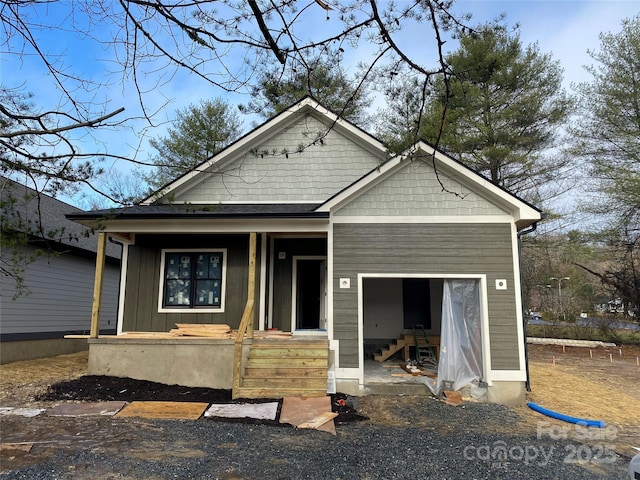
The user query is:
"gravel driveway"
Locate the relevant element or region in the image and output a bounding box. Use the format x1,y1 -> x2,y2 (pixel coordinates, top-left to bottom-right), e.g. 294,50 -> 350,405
0,395 -> 630,479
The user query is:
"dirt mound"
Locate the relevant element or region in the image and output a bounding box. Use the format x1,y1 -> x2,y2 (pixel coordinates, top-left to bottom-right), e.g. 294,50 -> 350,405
37,375 -> 232,403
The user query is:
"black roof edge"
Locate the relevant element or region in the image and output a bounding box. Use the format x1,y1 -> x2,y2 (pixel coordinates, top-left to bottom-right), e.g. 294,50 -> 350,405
66,211 -> 330,221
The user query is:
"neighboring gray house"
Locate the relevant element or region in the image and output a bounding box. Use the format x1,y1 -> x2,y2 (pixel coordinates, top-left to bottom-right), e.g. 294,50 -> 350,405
0,177 -> 121,363
69,98 -> 542,404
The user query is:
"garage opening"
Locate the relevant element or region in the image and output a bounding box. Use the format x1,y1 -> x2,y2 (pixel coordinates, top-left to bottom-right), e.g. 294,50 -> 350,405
362,277 -> 484,396
363,277 -> 441,358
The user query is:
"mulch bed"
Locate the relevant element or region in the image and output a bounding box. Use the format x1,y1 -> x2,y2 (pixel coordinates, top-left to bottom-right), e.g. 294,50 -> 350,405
36,375 -> 368,425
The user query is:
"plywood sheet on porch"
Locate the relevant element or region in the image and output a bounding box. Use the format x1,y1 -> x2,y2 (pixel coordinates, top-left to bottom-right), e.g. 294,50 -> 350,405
116,401 -> 209,420
83,327 -> 292,340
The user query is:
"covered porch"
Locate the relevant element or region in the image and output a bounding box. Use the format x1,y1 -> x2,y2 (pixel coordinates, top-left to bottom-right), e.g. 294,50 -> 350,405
83,230 -> 331,399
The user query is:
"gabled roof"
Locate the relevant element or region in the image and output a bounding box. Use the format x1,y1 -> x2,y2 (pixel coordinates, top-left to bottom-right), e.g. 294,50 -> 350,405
65,100 -> 542,231
317,142 -> 543,229
142,96 -> 389,205
0,176 -> 121,259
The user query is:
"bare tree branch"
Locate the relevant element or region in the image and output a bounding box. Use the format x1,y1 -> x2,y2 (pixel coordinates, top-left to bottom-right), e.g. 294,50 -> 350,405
0,106 -> 125,139
1,0 -> 471,206
248,0 -> 286,65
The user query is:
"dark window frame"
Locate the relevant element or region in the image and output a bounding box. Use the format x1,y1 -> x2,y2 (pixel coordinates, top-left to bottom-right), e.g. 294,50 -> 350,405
158,249 -> 227,312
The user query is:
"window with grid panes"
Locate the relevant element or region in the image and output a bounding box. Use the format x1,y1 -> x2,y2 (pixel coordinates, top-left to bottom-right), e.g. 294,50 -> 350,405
162,252 -> 223,308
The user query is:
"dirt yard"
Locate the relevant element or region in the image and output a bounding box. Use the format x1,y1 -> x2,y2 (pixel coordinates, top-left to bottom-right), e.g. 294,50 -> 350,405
1,343 -> 639,470
521,343 -> 640,458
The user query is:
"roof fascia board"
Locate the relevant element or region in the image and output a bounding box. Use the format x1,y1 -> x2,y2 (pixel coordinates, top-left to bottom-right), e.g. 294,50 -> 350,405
145,98 -> 388,205
155,200 -> 324,205
79,218 -> 330,234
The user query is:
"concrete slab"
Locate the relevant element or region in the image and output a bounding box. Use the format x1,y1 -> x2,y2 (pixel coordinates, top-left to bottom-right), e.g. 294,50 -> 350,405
46,401 -> 126,417
116,401 -> 209,420
204,402 -> 279,420
279,396 -> 336,435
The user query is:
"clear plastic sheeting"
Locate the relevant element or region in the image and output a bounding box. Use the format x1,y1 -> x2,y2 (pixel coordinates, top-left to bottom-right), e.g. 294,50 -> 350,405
424,279 -> 483,395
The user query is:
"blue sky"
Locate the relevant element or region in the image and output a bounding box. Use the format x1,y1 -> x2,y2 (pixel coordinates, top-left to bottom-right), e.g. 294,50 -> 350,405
2,1 -> 638,206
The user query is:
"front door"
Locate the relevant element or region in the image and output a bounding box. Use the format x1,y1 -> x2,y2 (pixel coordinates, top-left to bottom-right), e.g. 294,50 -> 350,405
291,257 -> 327,331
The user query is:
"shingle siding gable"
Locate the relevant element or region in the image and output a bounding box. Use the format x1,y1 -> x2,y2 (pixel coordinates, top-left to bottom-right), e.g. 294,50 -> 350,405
334,159 -> 509,217
172,115 -> 383,203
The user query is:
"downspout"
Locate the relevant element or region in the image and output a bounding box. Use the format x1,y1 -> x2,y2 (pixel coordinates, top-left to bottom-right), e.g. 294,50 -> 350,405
517,221 -> 538,392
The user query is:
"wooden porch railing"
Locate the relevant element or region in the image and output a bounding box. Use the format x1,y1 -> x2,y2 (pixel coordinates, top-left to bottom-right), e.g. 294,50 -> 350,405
232,232 -> 257,398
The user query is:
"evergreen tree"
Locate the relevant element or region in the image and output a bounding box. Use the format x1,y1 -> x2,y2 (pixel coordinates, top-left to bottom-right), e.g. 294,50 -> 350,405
375,76 -> 429,154
570,14 -> 640,231
146,98 -> 243,190
570,15 -> 640,316
380,23 -> 573,203
241,52 -> 370,125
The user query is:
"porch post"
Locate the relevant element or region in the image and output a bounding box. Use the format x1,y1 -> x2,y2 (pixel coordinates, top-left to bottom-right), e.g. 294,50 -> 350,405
246,231 -> 256,338
232,232 -> 257,398
90,232 -> 107,338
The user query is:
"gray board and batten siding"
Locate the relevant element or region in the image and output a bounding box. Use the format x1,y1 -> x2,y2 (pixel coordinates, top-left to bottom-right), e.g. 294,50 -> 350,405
122,234 -> 259,332
0,244 -> 120,338
170,115 -> 385,204
1,176 -> 122,363
332,223 -> 519,371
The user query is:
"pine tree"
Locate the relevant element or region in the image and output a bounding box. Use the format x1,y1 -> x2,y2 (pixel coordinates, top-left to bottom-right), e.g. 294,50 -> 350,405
146,98 -> 242,190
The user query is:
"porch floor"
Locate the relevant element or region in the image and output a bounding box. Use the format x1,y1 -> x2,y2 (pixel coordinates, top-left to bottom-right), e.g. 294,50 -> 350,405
363,358 -> 435,395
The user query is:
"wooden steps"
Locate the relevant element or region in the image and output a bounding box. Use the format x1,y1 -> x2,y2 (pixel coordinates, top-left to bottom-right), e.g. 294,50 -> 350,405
374,337 -> 406,362
235,339 -> 329,399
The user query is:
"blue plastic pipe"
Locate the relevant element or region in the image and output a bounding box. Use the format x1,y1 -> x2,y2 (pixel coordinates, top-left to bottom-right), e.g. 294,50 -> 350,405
527,402 -> 606,428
